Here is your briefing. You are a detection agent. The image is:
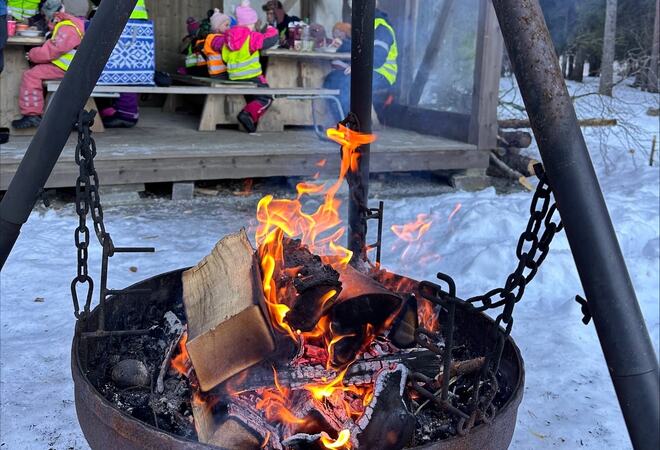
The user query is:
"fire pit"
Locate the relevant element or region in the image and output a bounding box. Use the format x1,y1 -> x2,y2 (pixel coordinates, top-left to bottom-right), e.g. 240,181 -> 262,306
72,267 -> 524,450
67,123 -> 533,450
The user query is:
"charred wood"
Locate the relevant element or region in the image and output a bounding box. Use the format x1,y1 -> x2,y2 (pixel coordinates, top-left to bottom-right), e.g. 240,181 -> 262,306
280,238 -> 342,332
354,364 -> 415,449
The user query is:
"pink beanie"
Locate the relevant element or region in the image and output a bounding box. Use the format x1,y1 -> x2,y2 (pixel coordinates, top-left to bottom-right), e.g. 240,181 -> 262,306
236,0 -> 258,26
209,8 -> 230,32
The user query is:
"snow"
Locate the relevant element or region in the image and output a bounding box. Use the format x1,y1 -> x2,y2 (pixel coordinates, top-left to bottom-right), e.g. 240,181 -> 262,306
1,78 -> 658,449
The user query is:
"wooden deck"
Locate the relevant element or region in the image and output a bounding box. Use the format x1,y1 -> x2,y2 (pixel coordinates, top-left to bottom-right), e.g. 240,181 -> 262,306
0,108 -> 486,190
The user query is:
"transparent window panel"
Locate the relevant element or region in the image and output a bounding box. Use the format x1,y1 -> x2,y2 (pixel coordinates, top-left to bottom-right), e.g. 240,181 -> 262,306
412,0 -> 480,114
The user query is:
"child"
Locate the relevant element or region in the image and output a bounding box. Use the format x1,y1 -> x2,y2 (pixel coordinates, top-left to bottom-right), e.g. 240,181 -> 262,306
203,8 -> 230,79
222,0 -> 278,133
12,0 -> 85,129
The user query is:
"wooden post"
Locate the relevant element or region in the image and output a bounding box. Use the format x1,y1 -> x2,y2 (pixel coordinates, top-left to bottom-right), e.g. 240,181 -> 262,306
469,0 -> 504,151
408,0 -> 455,105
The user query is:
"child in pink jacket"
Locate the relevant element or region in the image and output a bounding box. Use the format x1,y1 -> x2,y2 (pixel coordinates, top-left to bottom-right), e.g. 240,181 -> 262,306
221,0 -> 278,132
12,0 -> 85,129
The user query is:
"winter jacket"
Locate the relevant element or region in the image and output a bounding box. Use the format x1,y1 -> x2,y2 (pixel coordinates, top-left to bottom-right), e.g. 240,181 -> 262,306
28,14 -> 84,64
374,10 -> 395,71
223,25 -> 278,54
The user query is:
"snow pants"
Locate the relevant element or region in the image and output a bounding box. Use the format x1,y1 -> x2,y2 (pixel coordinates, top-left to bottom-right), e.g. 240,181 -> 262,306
99,93 -> 140,123
19,63 -> 65,116
242,77 -> 273,125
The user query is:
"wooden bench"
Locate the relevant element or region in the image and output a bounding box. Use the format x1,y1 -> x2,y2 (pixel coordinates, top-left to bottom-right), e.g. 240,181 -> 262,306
44,80 -> 340,132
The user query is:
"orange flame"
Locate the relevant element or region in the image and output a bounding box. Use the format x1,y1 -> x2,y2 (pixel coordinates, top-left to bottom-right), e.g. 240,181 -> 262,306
255,126 -> 375,344
170,331 -> 190,376
390,213 -> 433,243
256,368 -> 308,429
251,126 -> 380,445
448,202 -> 462,222
321,429 -> 352,449
418,299 -> 439,332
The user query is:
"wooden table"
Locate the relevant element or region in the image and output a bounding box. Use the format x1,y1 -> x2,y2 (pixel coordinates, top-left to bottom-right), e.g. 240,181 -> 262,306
261,49 -> 351,127
0,36 -> 46,135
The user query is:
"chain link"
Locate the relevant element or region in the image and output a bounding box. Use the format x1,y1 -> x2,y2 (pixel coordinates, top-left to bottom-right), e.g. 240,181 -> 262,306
71,110 -> 110,319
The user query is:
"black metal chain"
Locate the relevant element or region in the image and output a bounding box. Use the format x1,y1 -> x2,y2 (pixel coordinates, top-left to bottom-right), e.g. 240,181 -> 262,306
417,164 -> 564,434
71,110 -> 111,319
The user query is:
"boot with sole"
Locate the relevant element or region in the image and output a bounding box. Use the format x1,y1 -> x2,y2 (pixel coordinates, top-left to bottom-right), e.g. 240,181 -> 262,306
11,115 -> 42,129
237,110 -> 257,133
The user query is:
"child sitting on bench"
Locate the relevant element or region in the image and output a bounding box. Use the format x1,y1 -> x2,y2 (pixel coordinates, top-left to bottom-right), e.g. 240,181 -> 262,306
222,0 -> 277,133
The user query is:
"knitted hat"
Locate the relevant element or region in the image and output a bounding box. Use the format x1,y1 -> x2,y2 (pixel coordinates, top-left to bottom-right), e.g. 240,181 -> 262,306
333,22 -> 351,38
210,8 -> 230,32
42,0 -> 64,21
236,0 -> 258,26
186,17 -> 200,36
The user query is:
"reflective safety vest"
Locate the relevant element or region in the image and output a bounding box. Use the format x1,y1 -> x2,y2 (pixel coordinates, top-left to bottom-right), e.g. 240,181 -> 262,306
50,20 -> 84,72
185,40 -> 207,68
221,37 -> 262,81
203,34 -> 227,77
130,0 -> 149,20
374,17 -> 398,85
7,0 -> 41,21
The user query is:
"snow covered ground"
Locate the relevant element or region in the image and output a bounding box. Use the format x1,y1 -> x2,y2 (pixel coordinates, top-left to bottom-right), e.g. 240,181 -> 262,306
1,78 -> 658,449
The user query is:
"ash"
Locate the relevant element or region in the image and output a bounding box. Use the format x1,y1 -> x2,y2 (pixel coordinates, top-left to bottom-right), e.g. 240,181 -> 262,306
85,309 -> 197,440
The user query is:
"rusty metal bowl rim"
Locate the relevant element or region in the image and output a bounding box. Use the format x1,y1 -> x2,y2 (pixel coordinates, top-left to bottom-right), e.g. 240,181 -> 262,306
71,268 -> 525,449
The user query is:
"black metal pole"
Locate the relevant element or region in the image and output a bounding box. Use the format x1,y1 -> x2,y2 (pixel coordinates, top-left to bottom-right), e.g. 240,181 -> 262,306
0,0 -> 137,270
491,1 -> 659,448
347,0 -> 375,264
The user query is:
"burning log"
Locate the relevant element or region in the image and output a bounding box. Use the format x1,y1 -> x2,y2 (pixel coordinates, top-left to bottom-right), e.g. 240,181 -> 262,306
353,364 -> 415,449
388,294 -> 419,348
182,230 -> 276,391
220,348 -> 442,393
329,265 -> 402,365
280,238 -> 342,332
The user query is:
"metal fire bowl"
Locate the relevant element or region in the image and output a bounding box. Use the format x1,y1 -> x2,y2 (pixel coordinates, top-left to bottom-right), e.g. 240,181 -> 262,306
72,269 -> 524,450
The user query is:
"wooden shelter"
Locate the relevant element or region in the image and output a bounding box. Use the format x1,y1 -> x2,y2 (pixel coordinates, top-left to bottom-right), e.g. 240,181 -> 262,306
0,0 -> 504,190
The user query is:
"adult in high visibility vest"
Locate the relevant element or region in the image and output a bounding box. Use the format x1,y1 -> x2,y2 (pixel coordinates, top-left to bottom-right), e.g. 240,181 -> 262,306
202,9 -> 230,79
323,7 -> 399,122
7,0 -> 41,22
12,0 -> 85,129
372,8 -> 398,119
222,0 -> 278,133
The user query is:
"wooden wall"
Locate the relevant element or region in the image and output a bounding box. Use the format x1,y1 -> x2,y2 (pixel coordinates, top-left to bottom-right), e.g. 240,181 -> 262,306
148,0 -> 219,72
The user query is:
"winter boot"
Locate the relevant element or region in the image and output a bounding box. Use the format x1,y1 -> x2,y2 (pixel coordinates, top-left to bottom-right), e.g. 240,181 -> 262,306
11,115 -> 42,129
237,110 -> 257,133
102,116 -> 137,129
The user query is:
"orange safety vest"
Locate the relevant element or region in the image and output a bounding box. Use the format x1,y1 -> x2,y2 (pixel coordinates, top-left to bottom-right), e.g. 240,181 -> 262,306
203,34 -> 227,77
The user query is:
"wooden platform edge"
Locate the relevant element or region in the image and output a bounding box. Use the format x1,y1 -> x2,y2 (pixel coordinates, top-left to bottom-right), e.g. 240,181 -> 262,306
0,147 -> 488,190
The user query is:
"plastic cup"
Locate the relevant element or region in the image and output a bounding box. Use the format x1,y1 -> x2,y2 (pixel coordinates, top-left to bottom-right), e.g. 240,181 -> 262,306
7,20 -> 17,37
